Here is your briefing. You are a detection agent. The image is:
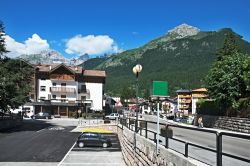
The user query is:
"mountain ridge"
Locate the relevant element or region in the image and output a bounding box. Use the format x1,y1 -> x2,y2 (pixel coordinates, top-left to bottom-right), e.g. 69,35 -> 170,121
82,25 -> 250,96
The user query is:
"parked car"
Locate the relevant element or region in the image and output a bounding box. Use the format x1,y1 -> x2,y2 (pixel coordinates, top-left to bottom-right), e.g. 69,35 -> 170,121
77,132 -> 112,148
160,113 -> 167,119
173,116 -> 194,124
173,117 -> 183,123
105,113 -> 120,120
32,112 -> 51,119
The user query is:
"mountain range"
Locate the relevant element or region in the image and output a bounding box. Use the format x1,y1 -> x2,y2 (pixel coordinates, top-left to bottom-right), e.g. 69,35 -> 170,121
18,24 -> 250,96
17,50 -> 90,66
82,24 -> 250,96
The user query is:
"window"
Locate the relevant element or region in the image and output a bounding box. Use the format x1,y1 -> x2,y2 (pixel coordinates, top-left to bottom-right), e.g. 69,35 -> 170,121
61,95 -> 66,102
40,97 -> 45,100
52,82 -> 57,86
61,83 -> 66,86
41,78 -> 46,80
81,85 -> 86,92
52,95 -> 56,99
40,86 -> 46,91
81,96 -> 86,101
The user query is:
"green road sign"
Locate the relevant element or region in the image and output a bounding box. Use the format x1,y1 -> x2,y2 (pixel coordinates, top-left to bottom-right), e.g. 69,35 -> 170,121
152,81 -> 168,97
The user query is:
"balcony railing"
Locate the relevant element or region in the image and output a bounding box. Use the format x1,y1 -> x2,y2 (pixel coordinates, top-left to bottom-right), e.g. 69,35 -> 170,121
78,88 -> 90,94
50,87 -> 76,93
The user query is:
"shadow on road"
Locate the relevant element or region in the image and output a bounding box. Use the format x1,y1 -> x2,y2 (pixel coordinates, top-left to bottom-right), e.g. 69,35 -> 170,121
0,119 -> 55,133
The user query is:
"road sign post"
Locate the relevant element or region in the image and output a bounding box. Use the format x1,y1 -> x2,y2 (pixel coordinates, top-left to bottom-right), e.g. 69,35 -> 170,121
152,81 -> 168,156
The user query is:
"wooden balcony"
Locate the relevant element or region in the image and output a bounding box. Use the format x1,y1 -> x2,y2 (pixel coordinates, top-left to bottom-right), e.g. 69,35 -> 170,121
50,87 -> 76,93
50,74 -> 75,80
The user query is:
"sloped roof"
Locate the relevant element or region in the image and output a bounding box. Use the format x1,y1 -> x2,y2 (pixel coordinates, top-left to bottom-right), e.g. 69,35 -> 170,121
36,64 -> 83,74
176,89 -> 192,93
192,88 -> 207,92
35,64 -> 106,77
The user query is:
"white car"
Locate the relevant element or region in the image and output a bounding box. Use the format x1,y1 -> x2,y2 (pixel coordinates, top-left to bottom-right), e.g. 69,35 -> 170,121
105,113 -> 120,120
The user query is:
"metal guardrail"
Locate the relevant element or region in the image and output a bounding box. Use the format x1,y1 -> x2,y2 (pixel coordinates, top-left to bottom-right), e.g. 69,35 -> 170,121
118,118 -> 250,166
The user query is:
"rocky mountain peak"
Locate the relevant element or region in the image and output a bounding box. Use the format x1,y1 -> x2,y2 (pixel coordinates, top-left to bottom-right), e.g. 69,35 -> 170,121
167,23 -> 200,39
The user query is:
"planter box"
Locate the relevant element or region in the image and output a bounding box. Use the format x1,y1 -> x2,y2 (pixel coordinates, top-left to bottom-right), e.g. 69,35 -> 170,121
160,127 -> 173,138
139,121 -> 147,128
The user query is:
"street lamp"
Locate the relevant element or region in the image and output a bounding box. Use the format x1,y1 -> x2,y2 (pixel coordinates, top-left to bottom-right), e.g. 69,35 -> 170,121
132,64 -> 142,164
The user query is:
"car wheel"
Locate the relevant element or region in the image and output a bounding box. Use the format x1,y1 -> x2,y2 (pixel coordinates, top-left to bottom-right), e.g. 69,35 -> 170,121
102,142 -> 108,148
78,142 -> 84,148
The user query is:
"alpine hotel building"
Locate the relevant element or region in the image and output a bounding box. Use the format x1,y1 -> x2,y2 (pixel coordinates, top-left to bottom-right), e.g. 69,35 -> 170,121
31,63 -> 106,117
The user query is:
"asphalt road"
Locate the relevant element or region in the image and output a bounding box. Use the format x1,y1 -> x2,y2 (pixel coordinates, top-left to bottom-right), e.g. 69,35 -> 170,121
0,119 -> 80,163
142,115 -> 250,166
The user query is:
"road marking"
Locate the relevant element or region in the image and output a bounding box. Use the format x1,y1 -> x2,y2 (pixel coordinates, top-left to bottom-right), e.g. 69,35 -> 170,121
58,142 -> 76,166
60,163 -> 124,165
69,154 -> 122,157
36,128 -> 46,132
49,127 -> 65,130
72,147 -> 120,150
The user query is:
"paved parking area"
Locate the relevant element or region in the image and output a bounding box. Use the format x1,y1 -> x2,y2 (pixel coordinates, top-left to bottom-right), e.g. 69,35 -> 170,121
0,119 -> 80,164
59,133 -> 126,166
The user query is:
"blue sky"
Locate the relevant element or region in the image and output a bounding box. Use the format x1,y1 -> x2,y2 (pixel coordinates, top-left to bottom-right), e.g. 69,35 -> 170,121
1,0 -> 250,59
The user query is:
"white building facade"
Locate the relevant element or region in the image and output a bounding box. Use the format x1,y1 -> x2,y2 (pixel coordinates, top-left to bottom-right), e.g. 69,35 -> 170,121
33,64 -> 106,117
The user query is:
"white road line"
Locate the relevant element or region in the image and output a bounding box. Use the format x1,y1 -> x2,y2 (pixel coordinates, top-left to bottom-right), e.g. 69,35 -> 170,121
72,147 -> 120,150
58,142 -> 76,166
36,128 -> 46,132
60,163 -> 124,165
68,154 -> 122,157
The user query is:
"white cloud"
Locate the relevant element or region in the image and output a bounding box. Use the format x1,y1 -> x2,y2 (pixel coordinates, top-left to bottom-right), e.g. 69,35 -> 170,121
132,31 -> 138,35
4,34 -> 50,58
65,35 -> 121,55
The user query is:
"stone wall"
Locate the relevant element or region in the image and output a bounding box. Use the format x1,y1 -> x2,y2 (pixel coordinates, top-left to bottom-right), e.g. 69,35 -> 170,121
214,116 -> 250,133
197,115 -> 250,134
118,127 -> 206,166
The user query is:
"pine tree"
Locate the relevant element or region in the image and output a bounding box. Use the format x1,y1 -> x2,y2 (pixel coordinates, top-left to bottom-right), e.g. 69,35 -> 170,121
206,33 -> 249,109
0,21 -> 34,112
216,31 -> 240,61
0,20 -> 8,58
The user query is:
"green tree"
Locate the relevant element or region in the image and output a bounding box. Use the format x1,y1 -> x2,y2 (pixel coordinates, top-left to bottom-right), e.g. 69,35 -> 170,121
243,56 -> 250,94
142,88 -> 150,100
216,31 -> 239,61
0,59 -> 34,112
0,20 -> 8,58
120,86 -> 135,101
206,32 -> 250,109
0,20 -> 34,112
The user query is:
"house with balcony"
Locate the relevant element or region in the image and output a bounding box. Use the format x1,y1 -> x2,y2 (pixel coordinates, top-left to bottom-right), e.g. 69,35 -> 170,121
32,63 -> 106,117
176,89 -> 192,117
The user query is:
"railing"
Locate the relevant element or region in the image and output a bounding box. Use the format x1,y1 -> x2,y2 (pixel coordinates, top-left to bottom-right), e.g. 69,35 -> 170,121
50,87 -> 76,93
78,88 -> 90,94
118,117 -> 250,166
